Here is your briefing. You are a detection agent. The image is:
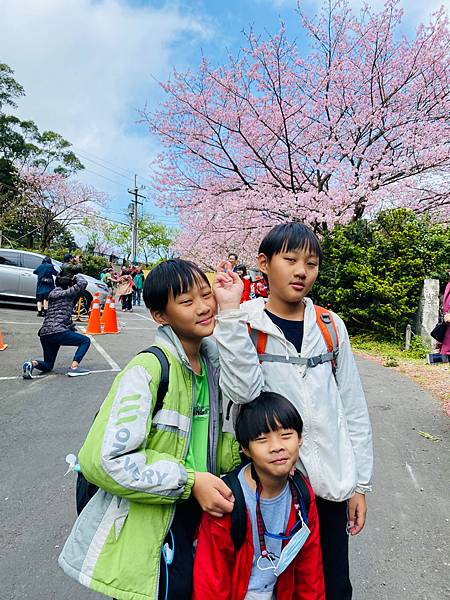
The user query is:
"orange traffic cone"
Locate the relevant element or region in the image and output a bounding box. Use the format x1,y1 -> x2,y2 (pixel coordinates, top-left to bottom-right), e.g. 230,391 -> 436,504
86,295 -> 102,334
0,328 -> 7,351
101,295 -> 111,325
103,296 -> 119,334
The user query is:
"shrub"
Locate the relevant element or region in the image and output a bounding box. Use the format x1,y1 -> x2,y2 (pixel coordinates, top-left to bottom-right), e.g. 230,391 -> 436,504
312,209 -> 449,340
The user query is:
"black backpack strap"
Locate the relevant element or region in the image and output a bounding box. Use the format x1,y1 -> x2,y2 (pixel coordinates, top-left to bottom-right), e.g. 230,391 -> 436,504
139,346 -> 170,418
291,470 -> 311,525
76,346 -> 170,516
222,465 -> 248,552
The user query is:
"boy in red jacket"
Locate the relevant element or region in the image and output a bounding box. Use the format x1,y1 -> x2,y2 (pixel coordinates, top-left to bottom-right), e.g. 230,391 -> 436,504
193,392 -> 325,600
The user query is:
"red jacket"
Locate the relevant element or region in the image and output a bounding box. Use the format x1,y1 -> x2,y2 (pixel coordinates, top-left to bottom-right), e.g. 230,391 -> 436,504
193,479 -> 325,600
240,277 -> 252,303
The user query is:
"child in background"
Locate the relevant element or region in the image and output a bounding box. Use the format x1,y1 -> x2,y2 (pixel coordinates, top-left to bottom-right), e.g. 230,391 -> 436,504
59,259 -> 240,600
117,267 -> 134,312
214,222 -> 373,600
193,392 -> 325,600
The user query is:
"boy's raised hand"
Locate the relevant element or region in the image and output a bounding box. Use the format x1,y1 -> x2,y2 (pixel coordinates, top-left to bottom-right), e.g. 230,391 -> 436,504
213,260 -> 243,311
192,471 -> 235,518
347,492 -> 367,536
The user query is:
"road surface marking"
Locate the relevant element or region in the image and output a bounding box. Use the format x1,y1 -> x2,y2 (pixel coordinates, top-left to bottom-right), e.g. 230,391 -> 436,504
0,321 -> 37,325
0,368 -> 119,381
88,336 -> 121,371
405,462 -> 420,490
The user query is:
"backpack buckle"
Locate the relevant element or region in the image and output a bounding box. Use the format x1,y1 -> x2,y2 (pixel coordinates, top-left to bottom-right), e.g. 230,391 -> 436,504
308,355 -> 323,368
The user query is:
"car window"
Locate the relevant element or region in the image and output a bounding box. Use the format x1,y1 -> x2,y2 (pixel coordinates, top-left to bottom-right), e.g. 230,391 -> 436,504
0,251 -> 20,267
21,253 -> 44,270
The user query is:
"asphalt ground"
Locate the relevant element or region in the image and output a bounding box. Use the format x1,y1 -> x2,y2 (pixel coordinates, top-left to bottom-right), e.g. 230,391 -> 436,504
0,303 -> 449,600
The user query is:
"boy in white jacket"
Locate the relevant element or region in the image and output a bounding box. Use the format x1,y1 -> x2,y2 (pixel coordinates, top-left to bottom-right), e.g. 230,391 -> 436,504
213,222 -> 373,600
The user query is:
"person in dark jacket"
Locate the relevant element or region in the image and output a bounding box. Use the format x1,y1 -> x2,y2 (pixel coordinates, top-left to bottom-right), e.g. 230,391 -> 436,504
59,253 -> 83,278
22,274 -> 91,378
33,256 -> 58,317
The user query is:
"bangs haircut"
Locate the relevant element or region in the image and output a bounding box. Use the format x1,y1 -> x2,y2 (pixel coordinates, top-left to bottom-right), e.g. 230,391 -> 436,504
259,222 -> 323,264
235,392 -> 303,449
143,258 -> 210,312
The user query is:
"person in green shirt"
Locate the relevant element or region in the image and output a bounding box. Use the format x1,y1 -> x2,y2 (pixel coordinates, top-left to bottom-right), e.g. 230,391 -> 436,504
58,259 -> 240,600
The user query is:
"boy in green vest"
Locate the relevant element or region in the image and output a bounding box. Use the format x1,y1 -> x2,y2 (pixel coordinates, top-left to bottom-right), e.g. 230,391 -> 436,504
59,259 -> 240,600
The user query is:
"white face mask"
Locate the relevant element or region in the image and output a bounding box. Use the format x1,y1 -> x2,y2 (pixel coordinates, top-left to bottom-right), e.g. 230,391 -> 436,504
273,519 -> 311,577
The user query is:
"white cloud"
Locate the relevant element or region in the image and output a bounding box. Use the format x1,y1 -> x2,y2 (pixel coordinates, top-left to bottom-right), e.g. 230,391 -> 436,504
0,0 -> 209,218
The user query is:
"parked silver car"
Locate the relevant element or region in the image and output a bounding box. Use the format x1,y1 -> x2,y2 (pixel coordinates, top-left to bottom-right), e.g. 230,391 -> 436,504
0,248 -> 109,310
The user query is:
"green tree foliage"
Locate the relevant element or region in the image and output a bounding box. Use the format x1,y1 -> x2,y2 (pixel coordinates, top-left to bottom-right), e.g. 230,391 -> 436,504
50,248 -> 110,279
313,209 -> 450,339
0,63 -> 84,247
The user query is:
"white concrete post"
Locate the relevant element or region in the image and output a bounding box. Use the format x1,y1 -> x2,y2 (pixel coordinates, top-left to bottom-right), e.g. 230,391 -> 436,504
416,279 -> 440,349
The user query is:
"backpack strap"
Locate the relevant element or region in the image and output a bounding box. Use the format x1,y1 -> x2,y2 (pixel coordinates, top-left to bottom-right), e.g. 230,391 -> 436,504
313,306 -> 339,373
75,346 -> 170,516
222,465 -> 248,552
139,346 -> 170,418
247,307 -> 339,372
248,325 -> 268,359
291,470 -> 311,525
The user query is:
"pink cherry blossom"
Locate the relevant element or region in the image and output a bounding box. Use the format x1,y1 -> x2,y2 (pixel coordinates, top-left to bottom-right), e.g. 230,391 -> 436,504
142,0 -> 450,265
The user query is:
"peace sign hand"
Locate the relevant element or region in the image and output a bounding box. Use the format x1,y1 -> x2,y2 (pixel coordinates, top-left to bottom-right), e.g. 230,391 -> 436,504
214,260 -> 243,311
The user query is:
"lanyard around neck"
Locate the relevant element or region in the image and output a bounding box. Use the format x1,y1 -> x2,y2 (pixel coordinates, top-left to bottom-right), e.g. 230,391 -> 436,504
251,465 -> 303,559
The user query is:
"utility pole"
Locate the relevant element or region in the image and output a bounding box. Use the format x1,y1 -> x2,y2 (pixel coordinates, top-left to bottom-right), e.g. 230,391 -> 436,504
127,174 -> 145,265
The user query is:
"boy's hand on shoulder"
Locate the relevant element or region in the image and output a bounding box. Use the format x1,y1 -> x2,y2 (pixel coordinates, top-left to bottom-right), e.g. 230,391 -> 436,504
192,472 -> 235,518
347,492 -> 367,536
214,261 -> 243,311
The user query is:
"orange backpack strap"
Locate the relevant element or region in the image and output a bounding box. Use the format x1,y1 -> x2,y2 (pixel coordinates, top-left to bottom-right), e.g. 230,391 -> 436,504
247,325 -> 268,358
314,305 -> 339,371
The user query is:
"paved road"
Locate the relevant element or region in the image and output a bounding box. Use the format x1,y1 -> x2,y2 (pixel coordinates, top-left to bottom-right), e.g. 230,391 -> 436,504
0,304 -> 448,600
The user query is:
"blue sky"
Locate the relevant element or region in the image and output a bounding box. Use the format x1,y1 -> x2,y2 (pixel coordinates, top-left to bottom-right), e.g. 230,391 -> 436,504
1,0 -> 448,230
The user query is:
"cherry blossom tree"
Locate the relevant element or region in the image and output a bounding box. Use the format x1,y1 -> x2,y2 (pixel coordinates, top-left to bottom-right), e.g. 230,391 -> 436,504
18,170 -> 105,250
144,0 -> 450,265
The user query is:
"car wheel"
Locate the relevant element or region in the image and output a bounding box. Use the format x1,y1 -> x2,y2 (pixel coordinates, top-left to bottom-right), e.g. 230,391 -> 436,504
73,291 -> 92,318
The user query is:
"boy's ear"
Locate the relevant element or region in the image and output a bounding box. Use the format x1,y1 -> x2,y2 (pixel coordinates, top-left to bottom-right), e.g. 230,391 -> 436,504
298,436 -> 303,449
257,253 -> 269,276
241,447 -> 251,459
150,309 -> 169,325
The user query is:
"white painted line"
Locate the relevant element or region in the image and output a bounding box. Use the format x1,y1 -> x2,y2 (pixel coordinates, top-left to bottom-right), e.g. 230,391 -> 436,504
89,336 -> 121,371
0,368 -> 119,382
405,462 -> 420,490
127,312 -> 154,322
0,321 -> 38,325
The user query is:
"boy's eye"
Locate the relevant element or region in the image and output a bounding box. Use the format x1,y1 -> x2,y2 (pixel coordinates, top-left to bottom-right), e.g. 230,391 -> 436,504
255,436 -> 267,443
180,299 -> 192,305
281,432 -> 293,438
202,291 -> 212,298
307,261 -> 318,267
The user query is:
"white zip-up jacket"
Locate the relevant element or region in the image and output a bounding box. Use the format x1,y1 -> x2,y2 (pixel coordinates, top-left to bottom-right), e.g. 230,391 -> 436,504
214,297 -> 373,502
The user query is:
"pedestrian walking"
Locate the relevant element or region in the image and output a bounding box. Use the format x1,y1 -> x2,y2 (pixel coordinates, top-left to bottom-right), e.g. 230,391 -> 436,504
214,222 -> 373,600
133,265 -> 145,306
58,258 -> 240,600
33,256 -> 58,317
22,274 -> 91,378
116,268 -> 134,311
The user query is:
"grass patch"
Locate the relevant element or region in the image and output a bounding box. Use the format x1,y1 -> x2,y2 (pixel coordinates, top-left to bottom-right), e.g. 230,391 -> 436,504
350,333 -> 429,362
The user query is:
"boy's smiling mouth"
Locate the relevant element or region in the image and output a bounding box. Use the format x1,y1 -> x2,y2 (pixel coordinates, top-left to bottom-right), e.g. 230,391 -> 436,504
197,316 -> 213,326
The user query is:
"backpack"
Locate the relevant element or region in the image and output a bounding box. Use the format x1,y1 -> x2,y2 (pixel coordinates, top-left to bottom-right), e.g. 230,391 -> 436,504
248,305 -> 339,372
222,463 -> 311,551
75,346 -> 170,515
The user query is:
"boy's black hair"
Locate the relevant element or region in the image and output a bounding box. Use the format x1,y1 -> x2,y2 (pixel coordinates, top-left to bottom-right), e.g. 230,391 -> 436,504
143,258 -> 211,312
259,222 -> 323,264
234,392 -> 303,449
